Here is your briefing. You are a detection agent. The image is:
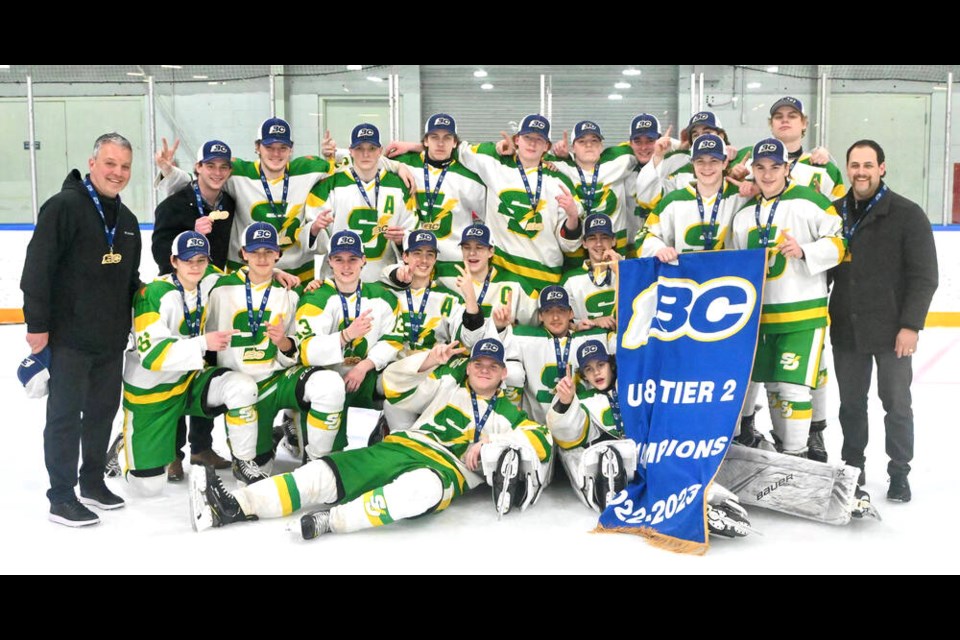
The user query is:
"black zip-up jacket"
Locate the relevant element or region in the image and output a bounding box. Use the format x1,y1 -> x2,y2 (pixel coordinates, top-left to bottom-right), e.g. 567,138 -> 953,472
152,181 -> 234,274
20,170 -> 142,353
828,184 -> 939,353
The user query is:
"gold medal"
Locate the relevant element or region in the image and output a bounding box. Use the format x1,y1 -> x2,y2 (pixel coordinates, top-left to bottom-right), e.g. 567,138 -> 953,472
102,250 -> 122,265
343,356 -> 362,366
242,348 -> 265,361
842,250 -> 852,263
208,210 -> 230,221
524,221 -> 544,231
420,222 -> 440,231
279,236 -> 293,246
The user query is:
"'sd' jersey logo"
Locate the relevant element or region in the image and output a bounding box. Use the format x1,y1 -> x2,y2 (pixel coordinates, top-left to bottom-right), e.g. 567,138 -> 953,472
622,276 -> 757,348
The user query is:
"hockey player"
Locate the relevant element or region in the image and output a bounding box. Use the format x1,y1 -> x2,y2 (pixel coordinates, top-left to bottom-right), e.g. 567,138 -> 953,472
547,340 -> 751,537
156,118 -> 341,282
561,213 -> 621,330
639,133 -> 750,259
190,338 -> 552,538
295,230 -> 401,451
383,114 -> 487,290
205,222 -> 346,482
308,123 -> 416,284
729,138 -> 845,457
504,285 -> 610,424
118,231 -> 260,496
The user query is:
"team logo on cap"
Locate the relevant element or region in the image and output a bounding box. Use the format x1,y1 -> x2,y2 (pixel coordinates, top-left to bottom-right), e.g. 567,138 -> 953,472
691,113 -> 710,123
336,235 -> 357,245
581,343 -> 599,357
479,342 -> 500,353
635,119 -> 654,129
781,97 -> 800,107
588,217 -> 607,228
465,227 -> 484,237
357,128 -> 376,138
252,229 -> 273,240
528,119 -> 546,129
186,237 -> 206,248
581,122 -> 598,131
697,139 -> 717,150
209,143 -> 229,153
413,232 -> 432,242
757,142 -> 780,154
545,290 -> 565,301
268,124 -> 287,135
433,116 -> 451,126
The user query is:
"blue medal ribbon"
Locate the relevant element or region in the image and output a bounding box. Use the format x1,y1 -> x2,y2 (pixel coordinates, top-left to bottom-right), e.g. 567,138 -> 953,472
83,176 -> 119,252
553,335 -> 571,384
338,284 -> 363,330
192,180 -> 223,218
515,159 -> 543,215
258,165 -> 289,219
420,159 -> 450,225
172,273 -> 203,338
404,286 -> 431,348
576,163 -> 600,215
841,184 -> 887,240
471,390 -> 497,443
753,187 -> 786,248
607,386 -> 623,436
476,271 -> 492,307
351,168 -> 380,211
695,183 -> 723,250
244,272 -> 271,338
590,262 -> 612,287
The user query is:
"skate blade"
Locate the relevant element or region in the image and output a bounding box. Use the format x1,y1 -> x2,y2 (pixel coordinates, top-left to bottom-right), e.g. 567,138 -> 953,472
189,469 -> 213,532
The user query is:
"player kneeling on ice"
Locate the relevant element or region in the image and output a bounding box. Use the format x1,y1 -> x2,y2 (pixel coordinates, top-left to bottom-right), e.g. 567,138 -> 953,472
117,232 -> 260,497
190,338 -> 552,536
548,339 -> 752,538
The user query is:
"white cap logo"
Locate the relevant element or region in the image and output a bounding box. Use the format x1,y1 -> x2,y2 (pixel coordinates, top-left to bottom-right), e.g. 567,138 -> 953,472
268,124 -> 286,135
358,128 -> 375,138
337,235 -> 357,245
581,344 -> 598,356
479,342 -> 499,352
545,290 -> 564,301
209,143 -> 229,153
252,229 -> 273,240
434,116 -> 451,126
414,232 -> 432,243
692,113 -> 709,123
528,119 -> 546,129
758,142 -> 779,154
635,119 -> 653,129
580,122 -> 597,131
588,217 -> 606,228
186,237 -> 205,248
465,227 -> 484,236
697,139 -> 717,150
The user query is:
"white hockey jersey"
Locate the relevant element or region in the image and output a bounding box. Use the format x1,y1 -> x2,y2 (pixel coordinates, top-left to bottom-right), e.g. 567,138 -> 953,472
639,179 -> 749,256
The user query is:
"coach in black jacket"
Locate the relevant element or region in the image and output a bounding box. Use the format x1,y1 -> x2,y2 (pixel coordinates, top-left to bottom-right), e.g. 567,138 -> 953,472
829,139 -> 938,503
21,133 -> 142,527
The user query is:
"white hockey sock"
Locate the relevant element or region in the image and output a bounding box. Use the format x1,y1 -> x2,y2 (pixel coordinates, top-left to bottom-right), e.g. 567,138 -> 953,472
328,468 -> 444,534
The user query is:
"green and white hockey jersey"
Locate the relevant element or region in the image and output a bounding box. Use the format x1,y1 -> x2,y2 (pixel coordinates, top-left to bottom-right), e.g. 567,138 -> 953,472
504,326 -> 613,423
161,156 -> 337,281
730,183 -> 845,334
639,179 -> 749,256
456,141 -> 583,294
308,167 -> 415,284
382,350 -> 553,490
546,383 -> 623,450
387,282 -> 472,358
561,262 -> 618,323
295,279 -> 401,375
391,152 -> 487,288
123,269 -> 222,398
551,144 -> 638,256
204,269 -> 301,381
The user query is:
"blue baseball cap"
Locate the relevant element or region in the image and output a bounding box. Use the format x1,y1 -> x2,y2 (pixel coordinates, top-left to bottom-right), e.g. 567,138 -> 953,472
576,339 -> 610,369
470,338 -> 506,366
424,113 -> 457,137
630,113 -> 661,141
350,123 -> 381,149
770,96 -> 805,116
258,117 -> 293,146
329,230 -> 365,257
171,230 -> 211,261
243,221 -> 280,252
573,120 -> 604,142
752,138 -> 789,165
583,213 -> 614,238
538,285 -> 572,311
459,223 -> 492,247
686,111 -> 722,138
18,347 -> 51,399
197,140 -> 232,165
691,133 -> 727,162
517,114 -> 550,141
406,229 -> 438,253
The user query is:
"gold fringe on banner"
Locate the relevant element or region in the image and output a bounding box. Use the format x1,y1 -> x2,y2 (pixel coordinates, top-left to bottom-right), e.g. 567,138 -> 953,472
593,524 -> 708,556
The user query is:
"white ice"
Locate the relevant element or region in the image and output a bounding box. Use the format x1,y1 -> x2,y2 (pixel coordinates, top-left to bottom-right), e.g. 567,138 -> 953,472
2,323 -> 957,575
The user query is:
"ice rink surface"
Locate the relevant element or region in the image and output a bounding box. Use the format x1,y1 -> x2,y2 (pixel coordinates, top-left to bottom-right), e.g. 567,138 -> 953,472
2,324 -> 957,575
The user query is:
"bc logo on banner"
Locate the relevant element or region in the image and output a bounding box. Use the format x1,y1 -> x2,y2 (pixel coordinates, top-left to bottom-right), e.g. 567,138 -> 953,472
598,250 -> 766,553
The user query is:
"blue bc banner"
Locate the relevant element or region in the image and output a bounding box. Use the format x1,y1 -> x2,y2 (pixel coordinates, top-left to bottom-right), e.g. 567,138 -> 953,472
598,250 -> 766,554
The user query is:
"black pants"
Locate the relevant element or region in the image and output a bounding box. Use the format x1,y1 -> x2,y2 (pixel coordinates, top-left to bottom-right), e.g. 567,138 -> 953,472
834,345 -> 914,477
174,415 -> 215,460
44,344 -> 123,504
